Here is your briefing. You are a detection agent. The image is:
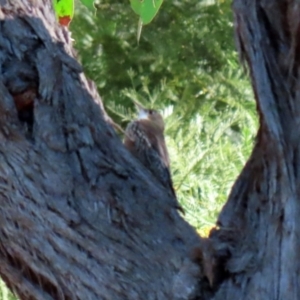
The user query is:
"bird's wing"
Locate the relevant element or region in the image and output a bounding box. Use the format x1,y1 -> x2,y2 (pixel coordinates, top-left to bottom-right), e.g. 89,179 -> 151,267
124,121 -> 185,213
143,130 -> 175,194
145,139 -> 186,213
144,130 -> 185,213
125,121 -> 172,185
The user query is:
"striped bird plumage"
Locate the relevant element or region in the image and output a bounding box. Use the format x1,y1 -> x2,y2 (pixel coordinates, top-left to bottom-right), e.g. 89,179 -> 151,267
124,104 -> 184,214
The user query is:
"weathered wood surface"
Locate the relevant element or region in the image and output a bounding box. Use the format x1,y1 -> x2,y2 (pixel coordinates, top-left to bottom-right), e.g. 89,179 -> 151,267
0,1 -> 202,299
211,1 -> 300,299
2,0 -> 300,299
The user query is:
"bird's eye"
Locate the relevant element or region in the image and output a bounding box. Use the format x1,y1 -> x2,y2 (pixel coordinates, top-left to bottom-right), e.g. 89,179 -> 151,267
149,110 -> 153,115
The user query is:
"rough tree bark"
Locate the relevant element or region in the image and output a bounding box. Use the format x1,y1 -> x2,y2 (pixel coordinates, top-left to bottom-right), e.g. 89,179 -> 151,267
210,0 -> 300,299
0,0 -> 299,299
0,1 -> 208,299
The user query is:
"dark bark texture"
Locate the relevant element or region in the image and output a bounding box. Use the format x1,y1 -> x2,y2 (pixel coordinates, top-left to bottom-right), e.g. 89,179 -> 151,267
1,0 -> 299,299
210,1 -> 300,299
0,1 -> 207,299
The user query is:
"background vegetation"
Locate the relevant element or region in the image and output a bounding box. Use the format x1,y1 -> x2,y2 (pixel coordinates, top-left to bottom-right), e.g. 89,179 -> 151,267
71,0 -> 256,232
0,0 -> 256,298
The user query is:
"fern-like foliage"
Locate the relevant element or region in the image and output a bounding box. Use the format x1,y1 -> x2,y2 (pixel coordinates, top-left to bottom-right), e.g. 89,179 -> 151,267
70,0 -> 257,233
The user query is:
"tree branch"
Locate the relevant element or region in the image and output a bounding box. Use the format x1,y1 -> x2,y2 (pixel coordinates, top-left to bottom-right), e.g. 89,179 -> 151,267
211,1 -> 300,299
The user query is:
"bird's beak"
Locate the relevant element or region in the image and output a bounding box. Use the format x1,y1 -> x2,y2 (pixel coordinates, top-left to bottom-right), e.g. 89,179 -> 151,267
132,100 -> 148,120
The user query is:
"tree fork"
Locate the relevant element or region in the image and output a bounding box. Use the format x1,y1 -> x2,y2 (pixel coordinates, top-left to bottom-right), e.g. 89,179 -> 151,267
2,0 -> 299,299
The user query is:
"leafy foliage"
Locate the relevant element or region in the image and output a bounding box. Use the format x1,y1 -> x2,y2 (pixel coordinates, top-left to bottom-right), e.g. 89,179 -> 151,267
70,0 -> 257,234
0,280 -> 17,300
53,0 -> 74,26
130,0 -> 163,25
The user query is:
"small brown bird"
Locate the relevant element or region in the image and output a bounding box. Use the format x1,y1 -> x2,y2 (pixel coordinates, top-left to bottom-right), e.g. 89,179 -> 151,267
124,101 -> 185,214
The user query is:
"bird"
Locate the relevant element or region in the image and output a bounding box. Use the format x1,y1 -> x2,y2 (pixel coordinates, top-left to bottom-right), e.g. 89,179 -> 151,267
124,101 -> 185,214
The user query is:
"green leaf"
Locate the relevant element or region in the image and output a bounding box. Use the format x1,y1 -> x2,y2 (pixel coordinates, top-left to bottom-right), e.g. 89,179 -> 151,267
80,0 -> 95,11
53,0 -> 74,26
130,0 -> 163,25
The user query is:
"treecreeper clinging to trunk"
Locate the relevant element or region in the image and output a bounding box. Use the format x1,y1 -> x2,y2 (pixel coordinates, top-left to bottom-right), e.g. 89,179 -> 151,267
124,101 -> 185,214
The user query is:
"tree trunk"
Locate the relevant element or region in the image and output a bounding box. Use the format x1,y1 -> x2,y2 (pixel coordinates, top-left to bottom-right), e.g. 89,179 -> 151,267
210,1 -> 300,299
0,1 -> 203,299
1,0 -> 299,299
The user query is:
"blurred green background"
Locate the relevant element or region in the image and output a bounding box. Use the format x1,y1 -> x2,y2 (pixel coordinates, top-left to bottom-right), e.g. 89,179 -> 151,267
70,0 -> 256,232
1,0 -> 257,298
